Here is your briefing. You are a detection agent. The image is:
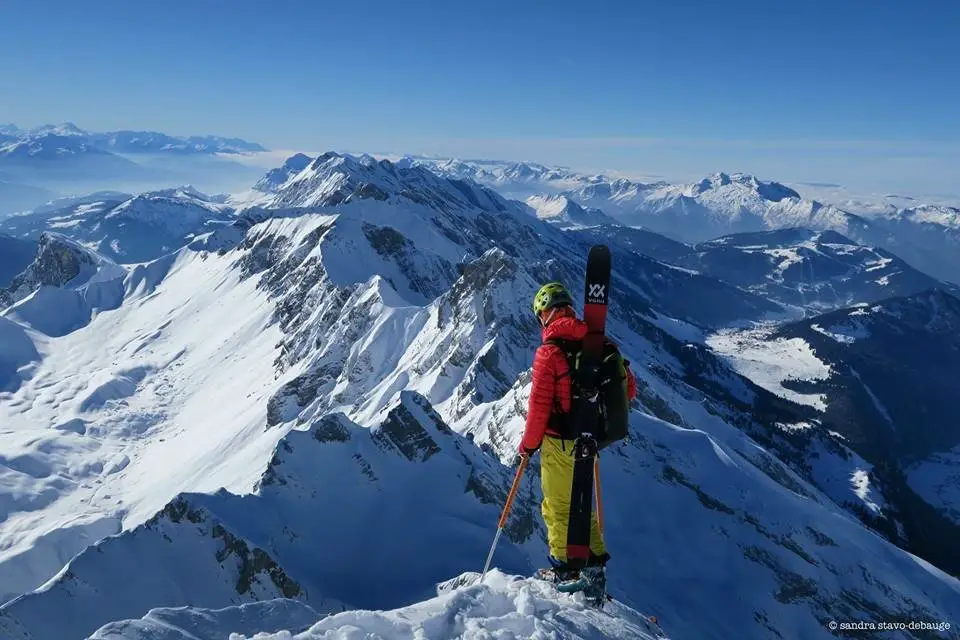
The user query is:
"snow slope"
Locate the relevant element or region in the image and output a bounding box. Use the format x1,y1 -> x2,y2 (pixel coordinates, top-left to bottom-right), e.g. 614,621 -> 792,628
0,245 -> 283,606
707,327 -> 832,411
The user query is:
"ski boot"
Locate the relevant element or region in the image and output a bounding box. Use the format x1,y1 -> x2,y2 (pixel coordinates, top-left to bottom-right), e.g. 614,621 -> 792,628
580,565 -> 607,608
536,556 -> 581,588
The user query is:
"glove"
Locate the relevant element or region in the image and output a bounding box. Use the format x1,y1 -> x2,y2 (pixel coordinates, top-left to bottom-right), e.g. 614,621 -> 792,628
513,446 -> 538,467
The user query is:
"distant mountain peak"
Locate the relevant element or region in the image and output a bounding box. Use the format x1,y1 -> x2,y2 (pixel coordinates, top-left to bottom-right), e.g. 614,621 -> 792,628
689,172 -> 800,202
525,193 -> 617,229
254,153 -> 313,193
28,122 -> 89,137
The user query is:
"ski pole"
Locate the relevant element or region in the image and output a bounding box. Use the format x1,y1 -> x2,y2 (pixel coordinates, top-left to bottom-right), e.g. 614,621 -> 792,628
480,454 -> 529,583
594,456 -> 605,536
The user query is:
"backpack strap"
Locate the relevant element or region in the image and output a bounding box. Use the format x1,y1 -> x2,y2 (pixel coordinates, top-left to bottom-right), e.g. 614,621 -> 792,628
545,338 -> 580,383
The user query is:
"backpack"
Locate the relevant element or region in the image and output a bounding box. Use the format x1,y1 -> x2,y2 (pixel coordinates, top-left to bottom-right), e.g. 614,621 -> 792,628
545,338 -> 630,449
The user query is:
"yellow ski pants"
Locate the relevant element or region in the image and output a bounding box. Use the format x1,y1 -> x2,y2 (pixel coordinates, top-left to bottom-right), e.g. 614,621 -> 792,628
540,436 -> 606,562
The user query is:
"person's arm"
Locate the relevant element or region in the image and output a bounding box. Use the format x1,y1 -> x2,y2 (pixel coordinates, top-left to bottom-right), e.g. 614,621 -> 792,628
519,345 -> 556,453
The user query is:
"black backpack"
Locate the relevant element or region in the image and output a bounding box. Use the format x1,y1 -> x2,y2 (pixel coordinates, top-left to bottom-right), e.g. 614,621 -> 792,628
545,338 -> 631,449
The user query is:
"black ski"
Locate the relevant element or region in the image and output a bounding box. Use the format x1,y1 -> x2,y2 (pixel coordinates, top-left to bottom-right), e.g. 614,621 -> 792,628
565,244 -> 611,569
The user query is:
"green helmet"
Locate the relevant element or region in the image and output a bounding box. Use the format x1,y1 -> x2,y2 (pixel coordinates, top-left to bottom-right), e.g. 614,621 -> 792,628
532,281 -> 573,315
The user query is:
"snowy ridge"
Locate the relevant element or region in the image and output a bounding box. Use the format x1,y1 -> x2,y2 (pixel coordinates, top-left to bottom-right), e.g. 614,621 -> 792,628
88,572 -> 667,640
248,570 -> 665,640
247,153 -> 517,218
89,599 -> 321,640
0,246 -> 283,606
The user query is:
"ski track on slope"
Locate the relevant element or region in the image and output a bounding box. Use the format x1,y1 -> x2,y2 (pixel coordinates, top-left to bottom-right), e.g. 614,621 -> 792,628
0,248 -> 286,603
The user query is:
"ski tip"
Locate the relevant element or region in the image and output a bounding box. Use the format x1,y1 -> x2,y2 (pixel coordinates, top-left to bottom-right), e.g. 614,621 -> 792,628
588,244 -> 611,260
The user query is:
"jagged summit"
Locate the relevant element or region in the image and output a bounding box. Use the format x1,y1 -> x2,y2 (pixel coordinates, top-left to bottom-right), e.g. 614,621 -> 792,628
688,172 -> 801,202
1,232 -> 119,304
254,153 -> 314,193
254,152 -> 516,216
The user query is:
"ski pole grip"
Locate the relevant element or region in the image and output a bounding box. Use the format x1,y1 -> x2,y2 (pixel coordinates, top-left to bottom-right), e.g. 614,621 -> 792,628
498,455 -> 528,529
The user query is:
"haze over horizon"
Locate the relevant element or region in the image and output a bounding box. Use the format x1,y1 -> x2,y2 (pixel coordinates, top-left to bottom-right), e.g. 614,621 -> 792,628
2,0 -> 958,197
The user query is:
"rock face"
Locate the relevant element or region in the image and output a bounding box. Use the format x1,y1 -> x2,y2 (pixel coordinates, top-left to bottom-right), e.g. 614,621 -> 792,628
1,233 -> 95,306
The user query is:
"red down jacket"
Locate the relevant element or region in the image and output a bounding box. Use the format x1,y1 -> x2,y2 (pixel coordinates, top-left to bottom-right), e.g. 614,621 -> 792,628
519,309 -> 637,452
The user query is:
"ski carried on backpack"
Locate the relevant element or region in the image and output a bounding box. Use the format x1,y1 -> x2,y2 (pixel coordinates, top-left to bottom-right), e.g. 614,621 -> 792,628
565,244 -> 611,570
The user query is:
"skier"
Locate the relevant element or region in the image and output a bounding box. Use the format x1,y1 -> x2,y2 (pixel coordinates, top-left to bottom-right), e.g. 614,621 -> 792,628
519,281 -> 637,587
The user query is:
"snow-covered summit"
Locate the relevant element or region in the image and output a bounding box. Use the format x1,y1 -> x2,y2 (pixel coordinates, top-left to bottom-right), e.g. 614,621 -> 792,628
896,204 -> 960,229
87,571 -> 667,640
687,172 -> 800,201
105,187 -> 232,238
526,193 -> 618,229
26,122 -> 88,138
256,152 -> 516,216
253,153 -> 313,193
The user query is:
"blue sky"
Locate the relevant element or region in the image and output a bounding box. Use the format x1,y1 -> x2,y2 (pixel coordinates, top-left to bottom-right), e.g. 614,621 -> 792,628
1,0 -> 958,194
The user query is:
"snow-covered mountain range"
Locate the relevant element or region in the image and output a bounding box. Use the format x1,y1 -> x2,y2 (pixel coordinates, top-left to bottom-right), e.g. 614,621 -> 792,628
0,124 -> 268,216
417,157 -> 960,287
0,187 -> 235,263
0,122 -> 265,156
1,151 -> 960,639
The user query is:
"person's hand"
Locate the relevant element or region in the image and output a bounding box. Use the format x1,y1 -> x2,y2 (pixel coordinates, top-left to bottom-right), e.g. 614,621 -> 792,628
513,446 -> 538,467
